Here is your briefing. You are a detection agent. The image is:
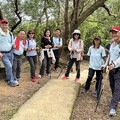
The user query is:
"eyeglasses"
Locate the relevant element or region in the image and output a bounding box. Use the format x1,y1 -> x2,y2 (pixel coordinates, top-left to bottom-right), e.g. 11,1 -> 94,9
29,33 -> 34,34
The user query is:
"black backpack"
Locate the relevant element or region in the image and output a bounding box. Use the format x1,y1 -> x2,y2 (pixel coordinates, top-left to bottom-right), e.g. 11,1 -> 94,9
23,40 -> 29,56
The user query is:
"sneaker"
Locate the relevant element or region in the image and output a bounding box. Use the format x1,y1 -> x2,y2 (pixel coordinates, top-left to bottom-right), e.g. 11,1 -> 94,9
109,109 -> 116,116
62,76 -> 69,80
34,76 -> 39,79
38,75 -> 42,78
31,78 -> 36,82
47,74 -> 52,77
81,88 -> 88,94
17,78 -> 23,81
75,78 -> 80,81
8,81 -> 19,87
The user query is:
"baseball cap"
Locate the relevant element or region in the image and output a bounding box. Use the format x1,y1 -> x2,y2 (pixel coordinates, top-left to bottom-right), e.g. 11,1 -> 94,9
110,26 -> 120,32
72,29 -> 81,34
1,19 -> 8,24
94,36 -> 101,40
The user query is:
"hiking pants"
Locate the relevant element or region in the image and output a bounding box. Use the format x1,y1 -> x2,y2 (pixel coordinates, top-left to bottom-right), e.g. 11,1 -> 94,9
65,58 -> 80,78
12,54 -> 22,80
53,49 -> 60,69
109,69 -> 120,110
27,55 -> 37,78
85,68 -> 101,91
39,54 -> 52,76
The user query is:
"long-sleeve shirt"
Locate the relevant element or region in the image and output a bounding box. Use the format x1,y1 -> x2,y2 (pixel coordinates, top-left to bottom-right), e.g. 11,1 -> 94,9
41,37 -> 54,48
68,38 -> 84,61
0,28 -> 14,52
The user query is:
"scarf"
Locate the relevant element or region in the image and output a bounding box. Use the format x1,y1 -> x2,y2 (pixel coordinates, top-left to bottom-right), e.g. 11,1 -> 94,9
14,36 -> 26,50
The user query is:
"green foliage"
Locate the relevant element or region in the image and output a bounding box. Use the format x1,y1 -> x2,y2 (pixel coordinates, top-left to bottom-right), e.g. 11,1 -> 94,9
1,0 -> 120,54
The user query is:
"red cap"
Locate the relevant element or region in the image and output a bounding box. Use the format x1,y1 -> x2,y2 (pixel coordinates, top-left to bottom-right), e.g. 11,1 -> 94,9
110,26 -> 120,32
1,19 -> 8,24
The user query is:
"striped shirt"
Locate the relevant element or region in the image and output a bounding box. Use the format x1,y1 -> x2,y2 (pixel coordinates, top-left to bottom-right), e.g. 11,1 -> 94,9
0,28 -> 14,52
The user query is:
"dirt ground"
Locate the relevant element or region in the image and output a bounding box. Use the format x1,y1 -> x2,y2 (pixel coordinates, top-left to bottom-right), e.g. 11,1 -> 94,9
71,62 -> 120,120
0,60 -> 120,120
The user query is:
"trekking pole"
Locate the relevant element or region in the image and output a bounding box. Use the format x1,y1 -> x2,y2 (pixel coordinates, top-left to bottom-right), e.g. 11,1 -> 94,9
94,70 -> 109,112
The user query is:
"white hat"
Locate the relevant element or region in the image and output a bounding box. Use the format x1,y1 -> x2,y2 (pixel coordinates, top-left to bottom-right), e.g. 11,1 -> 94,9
72,29 -> 81,34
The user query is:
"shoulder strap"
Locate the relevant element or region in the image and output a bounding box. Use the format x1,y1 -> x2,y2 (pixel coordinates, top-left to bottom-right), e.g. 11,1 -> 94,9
9,32 -> 13,43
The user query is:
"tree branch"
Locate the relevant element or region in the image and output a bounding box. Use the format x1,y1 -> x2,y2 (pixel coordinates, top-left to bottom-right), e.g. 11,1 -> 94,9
11,0 -> 22,32
78,0 -> 107,24
102,4 -> 116,18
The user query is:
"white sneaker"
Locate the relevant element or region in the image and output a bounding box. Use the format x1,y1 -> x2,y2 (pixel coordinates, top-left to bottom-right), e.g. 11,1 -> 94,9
109,109 -> 116,116
38,75 -> 42,78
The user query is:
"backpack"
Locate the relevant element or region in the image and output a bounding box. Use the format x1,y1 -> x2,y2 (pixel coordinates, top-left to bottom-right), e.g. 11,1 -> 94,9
23,40 -> 29,56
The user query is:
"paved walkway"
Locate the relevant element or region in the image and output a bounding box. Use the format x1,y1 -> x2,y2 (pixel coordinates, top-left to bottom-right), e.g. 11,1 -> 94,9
10,70 -> 88,120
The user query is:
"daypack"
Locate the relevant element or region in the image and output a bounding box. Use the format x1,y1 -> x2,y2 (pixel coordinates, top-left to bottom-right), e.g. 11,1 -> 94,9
23,40 -> 29,56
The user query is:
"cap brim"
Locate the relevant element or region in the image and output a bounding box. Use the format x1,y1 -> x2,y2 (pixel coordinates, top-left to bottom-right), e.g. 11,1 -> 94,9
110,29 -> 119,32
94,37 -> 101,40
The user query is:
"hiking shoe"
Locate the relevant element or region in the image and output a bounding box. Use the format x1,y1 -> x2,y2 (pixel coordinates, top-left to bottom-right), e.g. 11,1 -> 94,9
109,109 -> 116,116
75,78 -> 80,81
81,88 -> 88,94
8,81 -> 19,87
62,76 -> 69,80
34,76 -> 39,79
38,75 -> 42,78
31,78 -> 36,82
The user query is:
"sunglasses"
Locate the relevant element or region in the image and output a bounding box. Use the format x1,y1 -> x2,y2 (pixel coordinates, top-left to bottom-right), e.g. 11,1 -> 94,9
29,33 -> 34,34
74,33 -> 79,35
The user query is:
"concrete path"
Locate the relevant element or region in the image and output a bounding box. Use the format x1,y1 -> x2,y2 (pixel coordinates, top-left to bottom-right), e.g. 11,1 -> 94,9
10,70 -> 88,120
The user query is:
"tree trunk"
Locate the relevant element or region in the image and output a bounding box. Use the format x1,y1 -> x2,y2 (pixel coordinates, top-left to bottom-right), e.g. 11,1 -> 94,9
63,0 -> 107,44
63,0 -> 70,45
0,8 -> 3,20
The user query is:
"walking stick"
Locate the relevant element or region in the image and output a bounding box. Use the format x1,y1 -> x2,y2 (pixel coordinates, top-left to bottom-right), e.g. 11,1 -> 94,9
94,69 -> 109,112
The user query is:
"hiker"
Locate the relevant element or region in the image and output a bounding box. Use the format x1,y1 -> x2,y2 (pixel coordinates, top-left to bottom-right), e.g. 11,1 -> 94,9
102,26 -> 120,116
52,28 -> 63,72
38,29 -> 55,78
25,30 -> 38,82
81,36 -> 106,95
0,19 -> 19,87
62,29 -> 84,81
12,30 -> 26,83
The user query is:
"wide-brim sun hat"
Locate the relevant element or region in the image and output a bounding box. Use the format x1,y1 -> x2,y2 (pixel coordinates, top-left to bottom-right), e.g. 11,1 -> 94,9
72,29 -> 81,34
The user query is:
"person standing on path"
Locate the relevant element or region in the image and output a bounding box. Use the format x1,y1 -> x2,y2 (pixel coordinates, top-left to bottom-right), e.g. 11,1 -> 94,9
81,36 -> 106,95
62,29 -> 84,81
102,26 -> 120,116
0,19 -> 19,87
52,28 -> 63,72
12,30 -> 26,83
25,30 -> 38,82
38,29 -> 54,78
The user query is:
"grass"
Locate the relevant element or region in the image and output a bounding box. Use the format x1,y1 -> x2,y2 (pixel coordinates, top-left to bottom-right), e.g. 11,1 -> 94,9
1,107 -> 19,119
